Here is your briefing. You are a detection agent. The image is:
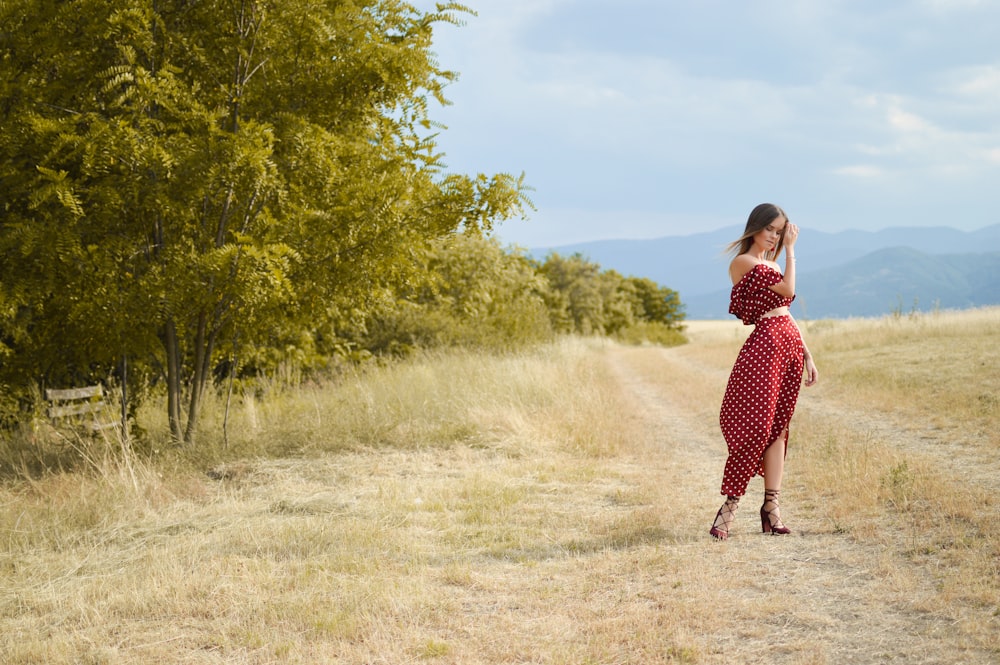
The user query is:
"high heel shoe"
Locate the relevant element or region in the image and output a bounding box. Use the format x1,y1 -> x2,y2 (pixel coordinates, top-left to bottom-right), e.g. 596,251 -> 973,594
760,488 -> 791,535
709,496 -> 740,540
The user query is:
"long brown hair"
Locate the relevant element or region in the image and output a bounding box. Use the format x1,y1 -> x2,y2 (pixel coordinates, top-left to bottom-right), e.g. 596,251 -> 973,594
725,203 -> 789,261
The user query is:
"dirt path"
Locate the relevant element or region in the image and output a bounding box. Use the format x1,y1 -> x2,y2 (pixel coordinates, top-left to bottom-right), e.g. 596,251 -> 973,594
605,344 -> 994,665
657,341 -> 999,492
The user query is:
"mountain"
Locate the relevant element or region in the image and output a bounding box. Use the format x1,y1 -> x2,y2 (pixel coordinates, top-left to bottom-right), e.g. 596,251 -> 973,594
528,224 -> 1000,319
683,248 -> 1000,319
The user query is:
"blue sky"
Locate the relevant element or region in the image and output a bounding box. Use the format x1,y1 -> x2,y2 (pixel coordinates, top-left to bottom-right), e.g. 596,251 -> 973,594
411,0 -> 1000,247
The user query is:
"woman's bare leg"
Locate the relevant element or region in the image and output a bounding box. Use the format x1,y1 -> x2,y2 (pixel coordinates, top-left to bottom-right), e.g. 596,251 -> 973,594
760,430 -> 790,532
761,431 -> 786,490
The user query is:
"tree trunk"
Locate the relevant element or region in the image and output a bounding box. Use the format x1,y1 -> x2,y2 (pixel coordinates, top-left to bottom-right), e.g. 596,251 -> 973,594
183,310 -> 209,444
163,318 -> 183,442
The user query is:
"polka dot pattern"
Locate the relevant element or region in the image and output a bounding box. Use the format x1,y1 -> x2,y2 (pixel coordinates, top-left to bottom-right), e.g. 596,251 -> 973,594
729,264 -> 795,325
718,266 -> 804,497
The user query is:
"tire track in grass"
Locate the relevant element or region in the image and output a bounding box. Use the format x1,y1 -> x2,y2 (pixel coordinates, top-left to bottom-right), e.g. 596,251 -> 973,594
606,344 -> 993,665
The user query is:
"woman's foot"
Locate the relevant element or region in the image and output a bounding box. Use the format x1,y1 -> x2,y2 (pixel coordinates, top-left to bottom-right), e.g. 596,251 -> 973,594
710,496 -> 740,540
760,488 -> 791,535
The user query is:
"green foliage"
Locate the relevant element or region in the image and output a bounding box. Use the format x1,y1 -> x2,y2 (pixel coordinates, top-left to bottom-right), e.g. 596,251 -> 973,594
0,0 -> 683,450
347,240 -> 688,357
536,253 -> 686,338
358,234 -> 553,354
537,253 -> 606,334
624,276 -> 685,327
0,0 -> 531,441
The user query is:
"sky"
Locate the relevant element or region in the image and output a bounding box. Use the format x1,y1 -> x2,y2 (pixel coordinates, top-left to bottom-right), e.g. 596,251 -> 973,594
409,0 -> 1000,248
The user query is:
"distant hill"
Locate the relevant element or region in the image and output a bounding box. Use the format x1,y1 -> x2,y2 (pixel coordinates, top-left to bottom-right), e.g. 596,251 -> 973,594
684,248 -> 1000,319
528,224 -> 1000,319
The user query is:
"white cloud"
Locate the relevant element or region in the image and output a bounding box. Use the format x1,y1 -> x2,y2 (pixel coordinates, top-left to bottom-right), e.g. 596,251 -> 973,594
949,65 -> 1000,97
829,90 -> 1000,181
887,106 -> 933,133
415,1 -> 1000,242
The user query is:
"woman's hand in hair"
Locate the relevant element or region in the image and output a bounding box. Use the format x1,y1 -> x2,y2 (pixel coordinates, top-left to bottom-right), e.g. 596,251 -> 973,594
784,223 -> 799,249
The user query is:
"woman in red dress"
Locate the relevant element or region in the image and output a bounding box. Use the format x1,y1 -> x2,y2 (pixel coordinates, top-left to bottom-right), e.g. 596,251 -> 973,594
709,203 -> 819,540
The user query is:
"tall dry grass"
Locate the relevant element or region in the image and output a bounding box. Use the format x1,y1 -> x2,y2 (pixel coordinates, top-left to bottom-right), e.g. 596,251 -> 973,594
1,308 -> 997,663
130,339 -> 637,463
1,338 -> 662,663
796,309 -> 1000,637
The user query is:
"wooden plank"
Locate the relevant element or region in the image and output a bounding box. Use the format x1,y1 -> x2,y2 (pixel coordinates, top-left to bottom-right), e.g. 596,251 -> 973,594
45,384 -> 119,432
46,385 -> 103,401
48,402 -> 106,418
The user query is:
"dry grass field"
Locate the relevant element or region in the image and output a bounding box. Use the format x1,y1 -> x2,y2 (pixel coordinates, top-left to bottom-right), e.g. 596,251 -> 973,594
1,307 -> 998,664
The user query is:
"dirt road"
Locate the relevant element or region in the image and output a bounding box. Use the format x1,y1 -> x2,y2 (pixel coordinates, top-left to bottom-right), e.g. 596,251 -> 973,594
606,339 -> 996,665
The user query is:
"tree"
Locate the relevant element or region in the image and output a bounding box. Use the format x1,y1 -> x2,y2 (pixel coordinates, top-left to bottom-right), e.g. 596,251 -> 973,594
360,233 -> 552,353
534,254 -> 685,337
0,0 -> 530,442
625,276 -> 685,328
536,253 -> 606,334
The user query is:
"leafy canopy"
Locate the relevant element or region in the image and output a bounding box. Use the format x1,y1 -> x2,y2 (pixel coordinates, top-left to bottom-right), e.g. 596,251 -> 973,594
0,0 -> 531,440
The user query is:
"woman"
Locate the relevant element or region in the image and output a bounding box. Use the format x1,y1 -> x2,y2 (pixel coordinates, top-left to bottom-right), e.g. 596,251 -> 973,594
709,203 -> 819,540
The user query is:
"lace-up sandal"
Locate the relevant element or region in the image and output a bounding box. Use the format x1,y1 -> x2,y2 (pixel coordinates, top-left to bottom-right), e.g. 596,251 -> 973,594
760,488 -> 791,535
710,495 -> 741,540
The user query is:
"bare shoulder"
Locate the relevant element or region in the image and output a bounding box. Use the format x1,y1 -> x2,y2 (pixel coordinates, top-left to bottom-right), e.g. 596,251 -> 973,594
729,254 -> 760,285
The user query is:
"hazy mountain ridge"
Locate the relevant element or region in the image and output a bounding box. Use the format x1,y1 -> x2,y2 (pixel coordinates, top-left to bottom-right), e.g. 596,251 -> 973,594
528,224 -> 1000,319
685,248 -> 1000,319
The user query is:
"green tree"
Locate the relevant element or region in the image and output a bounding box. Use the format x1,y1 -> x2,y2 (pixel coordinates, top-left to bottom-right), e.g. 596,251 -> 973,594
535,254 -> 685,338
625,276 -> 685,328
537,253 -> 606,334
361,234 -> 552,353
0,0 -> 530,442
596,269 -> 636,335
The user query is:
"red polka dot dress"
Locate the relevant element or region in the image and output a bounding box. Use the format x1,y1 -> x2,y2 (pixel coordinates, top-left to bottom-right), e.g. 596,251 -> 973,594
719,264 -> 805,497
